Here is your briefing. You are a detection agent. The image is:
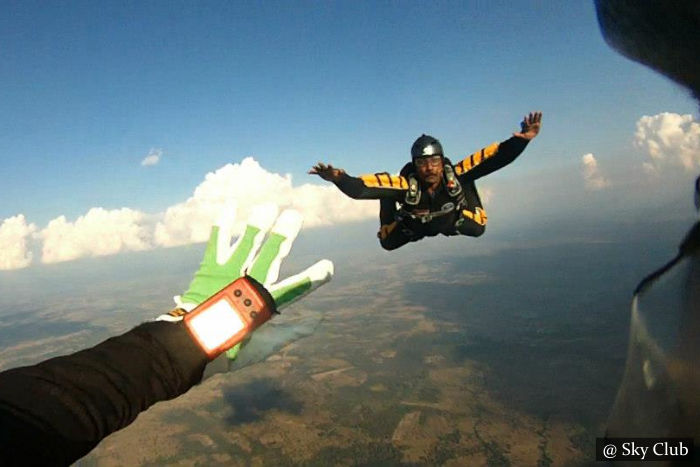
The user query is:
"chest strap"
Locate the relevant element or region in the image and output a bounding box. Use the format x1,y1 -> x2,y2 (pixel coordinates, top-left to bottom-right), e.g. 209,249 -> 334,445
400,163 -> 466,223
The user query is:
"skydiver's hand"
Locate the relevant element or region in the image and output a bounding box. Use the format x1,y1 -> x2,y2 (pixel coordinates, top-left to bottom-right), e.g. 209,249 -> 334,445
157,203 -> 334,364
309,162 -> 345,182
513,111 -> 542,140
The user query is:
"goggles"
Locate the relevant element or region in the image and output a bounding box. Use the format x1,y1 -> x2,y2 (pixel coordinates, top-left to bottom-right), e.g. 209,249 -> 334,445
414,155 -> 443,168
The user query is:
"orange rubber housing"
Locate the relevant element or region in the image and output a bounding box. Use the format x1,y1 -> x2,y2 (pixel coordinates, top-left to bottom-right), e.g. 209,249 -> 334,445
184,277 -> 274,358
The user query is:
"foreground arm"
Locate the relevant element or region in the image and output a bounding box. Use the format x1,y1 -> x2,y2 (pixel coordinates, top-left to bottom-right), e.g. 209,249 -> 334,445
0,320 -> 208,466
0,205 -> 333,466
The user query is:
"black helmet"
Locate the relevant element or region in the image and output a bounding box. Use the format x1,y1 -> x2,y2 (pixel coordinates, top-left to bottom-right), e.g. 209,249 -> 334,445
411,134 -> 443,161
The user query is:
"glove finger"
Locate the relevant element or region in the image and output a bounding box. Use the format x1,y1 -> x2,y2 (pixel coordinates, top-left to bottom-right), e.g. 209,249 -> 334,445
226,203 -> 279,274
269,259 -> 334,310
180,203 -> 278,306
201,225 -> 221,265
180,225 -> 224,305
225,342 -> 243,360
199,202 -> 237,265
248,209 -> 303,285
214,202 -> 238,264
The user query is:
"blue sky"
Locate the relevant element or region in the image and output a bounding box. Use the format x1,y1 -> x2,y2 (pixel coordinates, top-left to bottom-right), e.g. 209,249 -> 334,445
1,1 -> 699,270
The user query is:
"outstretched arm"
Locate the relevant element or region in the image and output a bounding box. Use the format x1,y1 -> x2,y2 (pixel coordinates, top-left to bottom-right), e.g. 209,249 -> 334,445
310,161 -> 407,200
309,162 -> 346,182
455,112 -> 542,181
0,321 -> 208,466
0,206 -> 333,466
512,111 -> 542,141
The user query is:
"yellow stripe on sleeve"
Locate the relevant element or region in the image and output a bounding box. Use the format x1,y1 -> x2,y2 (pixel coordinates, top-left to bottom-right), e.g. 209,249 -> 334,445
455,158 -> 472,175
392,175 -> 407,189
472,150 -> 482,166
359,174 -> 408,190
482,142 -> 499,159
455,142 -> 500,175
360,174 -> 380,187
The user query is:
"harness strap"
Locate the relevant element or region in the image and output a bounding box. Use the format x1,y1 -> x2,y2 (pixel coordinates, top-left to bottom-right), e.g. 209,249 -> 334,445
399,166 -> 467,223
397,206 -> 457,223
404,174 -> 420,205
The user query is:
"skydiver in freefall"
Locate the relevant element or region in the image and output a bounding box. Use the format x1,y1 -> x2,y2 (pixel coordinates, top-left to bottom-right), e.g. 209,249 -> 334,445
309,112 -> 542,250
0,204 -> 334,466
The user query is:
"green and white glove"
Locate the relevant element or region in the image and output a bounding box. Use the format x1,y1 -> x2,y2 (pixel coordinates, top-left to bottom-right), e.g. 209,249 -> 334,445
158,203 -> 333,361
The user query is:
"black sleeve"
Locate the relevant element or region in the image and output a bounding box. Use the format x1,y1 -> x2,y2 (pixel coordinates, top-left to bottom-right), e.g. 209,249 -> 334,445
456,136 -> 530,181
0,321 -> 208,466
334,172 -> 407,200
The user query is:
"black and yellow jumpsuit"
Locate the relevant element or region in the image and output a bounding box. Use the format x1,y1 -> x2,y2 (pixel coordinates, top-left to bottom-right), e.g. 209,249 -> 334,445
333,136 -> 530,250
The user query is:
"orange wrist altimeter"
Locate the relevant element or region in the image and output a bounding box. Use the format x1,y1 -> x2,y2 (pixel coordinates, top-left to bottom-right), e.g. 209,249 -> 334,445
184,276 -> 276,358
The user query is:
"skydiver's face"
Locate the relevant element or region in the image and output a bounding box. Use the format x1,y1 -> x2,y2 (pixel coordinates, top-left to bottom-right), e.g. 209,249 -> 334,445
415,156 -> 444,186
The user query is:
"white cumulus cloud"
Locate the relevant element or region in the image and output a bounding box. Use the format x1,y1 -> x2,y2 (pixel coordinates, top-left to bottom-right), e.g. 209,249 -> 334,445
634,112 -> 700,174
153,157 -> 375,247
39,207 -> 152,264
581,153 -> 610,190
10,157 -> 377,266
141,148 -> 162,166
0,215 -> 37,270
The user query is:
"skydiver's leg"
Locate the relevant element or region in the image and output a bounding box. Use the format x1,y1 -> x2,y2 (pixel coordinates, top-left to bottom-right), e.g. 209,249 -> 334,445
379,198 -> 396,227
377,199 -> 417,250
452,180 -> 486,237
454,210 -> 486,237
379,223 -> 417,250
